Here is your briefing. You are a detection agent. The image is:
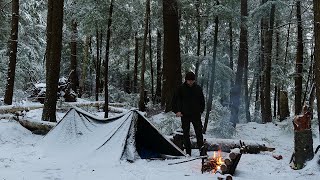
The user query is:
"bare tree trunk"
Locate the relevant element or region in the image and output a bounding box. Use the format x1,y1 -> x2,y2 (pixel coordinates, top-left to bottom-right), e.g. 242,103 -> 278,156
313,0 -> 320,137
163,0 -> 182,112
149,21 -> 154,101
124,38 -> 131,94
194,0 -> 201,80
134,32 -> 139,93
263,4 -> 276,123
229,22 -> 234,105
295,0 -> 303,115
4,0 -> 19,105
279,90 -> 290,121
42,0 -> 64,122
79,35 -> 90,97
95,28 -> 101,101
104,0 -> 114,118
230,0 -> 248,127
244,49 -> 250,123
139,0 -> 150,112
155,30 -> 162,103
203,0 -> 219,134
70,19 -> 79,94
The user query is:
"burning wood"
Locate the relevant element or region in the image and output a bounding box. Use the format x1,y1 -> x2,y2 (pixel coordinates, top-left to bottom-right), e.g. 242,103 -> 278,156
201,150 -> 242,176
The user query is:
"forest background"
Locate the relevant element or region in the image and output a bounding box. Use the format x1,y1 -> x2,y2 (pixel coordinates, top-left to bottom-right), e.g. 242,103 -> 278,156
0,0 -> 320,138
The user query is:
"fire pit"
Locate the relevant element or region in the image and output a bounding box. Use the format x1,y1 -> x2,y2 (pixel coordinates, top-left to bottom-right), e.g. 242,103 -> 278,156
200,143 -> 242,180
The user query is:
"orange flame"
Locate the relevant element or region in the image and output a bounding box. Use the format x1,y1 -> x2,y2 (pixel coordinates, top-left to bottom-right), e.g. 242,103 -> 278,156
211,150 -> 224,173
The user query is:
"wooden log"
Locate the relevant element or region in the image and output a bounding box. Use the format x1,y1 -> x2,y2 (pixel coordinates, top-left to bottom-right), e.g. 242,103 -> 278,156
224,158 -> 232,166
169,136 -> 275,153
220,163 -> 228,172
18,119 -> 55,135
227,153 -> 242,175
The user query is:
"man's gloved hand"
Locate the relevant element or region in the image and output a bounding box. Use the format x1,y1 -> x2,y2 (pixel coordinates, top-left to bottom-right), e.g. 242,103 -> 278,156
176,112 -> 183,117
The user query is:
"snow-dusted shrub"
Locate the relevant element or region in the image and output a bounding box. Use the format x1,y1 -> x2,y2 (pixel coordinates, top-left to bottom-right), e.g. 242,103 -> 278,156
152,112 -> 181,136
206,99 -> 235,138
108,85 -> 139,108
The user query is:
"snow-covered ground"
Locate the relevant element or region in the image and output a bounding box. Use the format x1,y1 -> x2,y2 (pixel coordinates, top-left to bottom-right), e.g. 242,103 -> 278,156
0,106 -> 319,180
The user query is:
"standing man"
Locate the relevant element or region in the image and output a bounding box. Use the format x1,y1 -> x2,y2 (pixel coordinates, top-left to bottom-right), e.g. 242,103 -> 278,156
172,71 -> 205,156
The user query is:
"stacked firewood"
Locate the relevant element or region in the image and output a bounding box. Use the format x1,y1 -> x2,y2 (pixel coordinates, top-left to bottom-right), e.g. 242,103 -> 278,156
201,150 -> 242,176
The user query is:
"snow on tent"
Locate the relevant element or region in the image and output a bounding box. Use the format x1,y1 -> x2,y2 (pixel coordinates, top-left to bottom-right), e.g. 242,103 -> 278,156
39,107 -> 185,162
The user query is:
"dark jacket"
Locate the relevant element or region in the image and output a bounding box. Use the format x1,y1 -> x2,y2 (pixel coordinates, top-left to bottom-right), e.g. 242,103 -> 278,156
172,82 -> 205,116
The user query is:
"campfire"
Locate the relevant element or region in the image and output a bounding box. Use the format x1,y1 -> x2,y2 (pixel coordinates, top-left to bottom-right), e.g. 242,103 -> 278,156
202,150 -> 224,173
201,146 -> 242,180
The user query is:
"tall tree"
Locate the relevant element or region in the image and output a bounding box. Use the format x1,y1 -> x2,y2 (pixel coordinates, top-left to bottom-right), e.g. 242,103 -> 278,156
203,1 -> 219,134
4,0 -> 19,105
104,0 -> 114,118
70,19 -> 79,94
149,20 -> 154,101
229,22 -> 234,104
95,28 -> 101,101
295,0 -> 304,115
133,32 -> 139,93
194,0 -> 201,80
139,0 -> 150,111
313,0 -> 320,136
263,3 -> 276,122
155,30 -> 162,103
42,0 -> 64,122
230,0 -> 248,127
163,0 -> 182,112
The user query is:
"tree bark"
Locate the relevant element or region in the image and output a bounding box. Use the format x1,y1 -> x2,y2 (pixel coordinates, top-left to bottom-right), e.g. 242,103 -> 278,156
279,90 -> 290,121
70,19 -> 79,94
139,0 -> 150,112
155,30 -> 162,103
230,0 -> 248,127
295,1 -> 304,115
134,32 -> 139,93
229,22 -> 234,105
314,0 -> 320,137
4,0 -> 19,105
163,0 -> 182,112
41,0 -> 64,122
263,3 -> 276,123
194,0 -> 201,80
104,0 -> 114,118
95,28 -> 101,101
124,38 -> 131,94
149,20 -> 154,101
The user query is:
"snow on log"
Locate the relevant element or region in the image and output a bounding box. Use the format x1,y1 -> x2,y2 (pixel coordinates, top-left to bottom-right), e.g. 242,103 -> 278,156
18,119 -> 56,135
192,138 -> 275,153
170,134 -> 275,153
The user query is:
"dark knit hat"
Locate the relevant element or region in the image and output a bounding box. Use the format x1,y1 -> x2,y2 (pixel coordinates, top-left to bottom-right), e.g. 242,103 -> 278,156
185,71 -> 195,80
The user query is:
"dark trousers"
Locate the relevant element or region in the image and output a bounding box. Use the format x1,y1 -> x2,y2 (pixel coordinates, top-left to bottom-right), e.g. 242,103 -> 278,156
181,114 -> 204,155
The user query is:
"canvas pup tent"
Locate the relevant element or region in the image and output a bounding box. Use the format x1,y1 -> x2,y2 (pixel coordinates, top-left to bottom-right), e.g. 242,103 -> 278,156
40,107 -> 186,162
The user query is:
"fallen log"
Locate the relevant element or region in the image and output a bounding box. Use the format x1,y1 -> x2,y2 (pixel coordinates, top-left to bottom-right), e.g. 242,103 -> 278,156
170,135 -> 275,153
18,119 -> 56,135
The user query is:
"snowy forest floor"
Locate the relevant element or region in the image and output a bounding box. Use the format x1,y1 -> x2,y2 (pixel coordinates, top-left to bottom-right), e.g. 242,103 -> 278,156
0,102 -> 319,180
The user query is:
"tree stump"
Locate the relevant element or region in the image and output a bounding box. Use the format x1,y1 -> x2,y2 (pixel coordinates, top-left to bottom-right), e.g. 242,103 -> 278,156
291,107 -> 314,169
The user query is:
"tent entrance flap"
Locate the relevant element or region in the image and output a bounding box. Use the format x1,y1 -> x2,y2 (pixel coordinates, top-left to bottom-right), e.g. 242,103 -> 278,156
135,115 -> 185,159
